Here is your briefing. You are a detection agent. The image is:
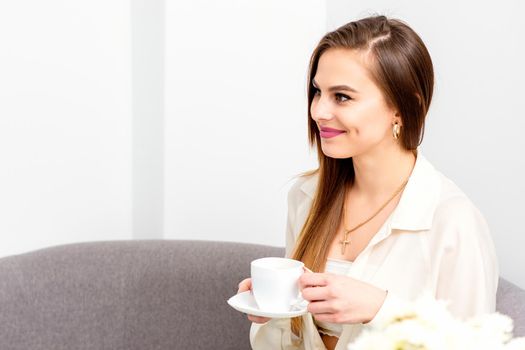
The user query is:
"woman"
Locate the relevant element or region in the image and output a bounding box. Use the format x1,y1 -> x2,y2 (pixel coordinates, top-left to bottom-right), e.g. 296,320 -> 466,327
237,15 -> 498,350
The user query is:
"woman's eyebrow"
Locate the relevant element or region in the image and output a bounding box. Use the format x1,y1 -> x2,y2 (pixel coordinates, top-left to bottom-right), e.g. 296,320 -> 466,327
312,79 -> 358,93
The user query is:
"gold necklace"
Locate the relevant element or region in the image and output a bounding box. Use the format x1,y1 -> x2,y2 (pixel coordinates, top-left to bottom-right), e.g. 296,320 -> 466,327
339,178 -> 409,255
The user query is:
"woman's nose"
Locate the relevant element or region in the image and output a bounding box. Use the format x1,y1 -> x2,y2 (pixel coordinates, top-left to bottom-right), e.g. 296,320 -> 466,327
311,99 -> 334,122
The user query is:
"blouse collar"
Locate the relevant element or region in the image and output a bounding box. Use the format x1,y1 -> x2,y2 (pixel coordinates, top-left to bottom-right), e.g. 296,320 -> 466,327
299,150 -> 441,232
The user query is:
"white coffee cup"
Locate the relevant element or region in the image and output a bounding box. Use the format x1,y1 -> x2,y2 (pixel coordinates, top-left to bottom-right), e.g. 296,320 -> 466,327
251,257 -> 306,313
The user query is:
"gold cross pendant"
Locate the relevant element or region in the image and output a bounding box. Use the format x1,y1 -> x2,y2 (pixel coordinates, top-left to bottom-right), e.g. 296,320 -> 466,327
339,230 -> 351,255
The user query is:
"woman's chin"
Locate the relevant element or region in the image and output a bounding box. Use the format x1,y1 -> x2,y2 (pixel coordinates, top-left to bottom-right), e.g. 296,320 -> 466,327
320,147 -> 353,159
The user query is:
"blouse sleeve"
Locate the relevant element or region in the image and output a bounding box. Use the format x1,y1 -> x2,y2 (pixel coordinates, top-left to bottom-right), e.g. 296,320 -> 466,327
366,195 -> 499,328
432,196 -> 499,320
363,290 -> 410,329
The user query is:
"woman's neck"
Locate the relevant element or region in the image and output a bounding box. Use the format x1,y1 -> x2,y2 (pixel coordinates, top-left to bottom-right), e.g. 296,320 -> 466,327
351,146 -> 417,201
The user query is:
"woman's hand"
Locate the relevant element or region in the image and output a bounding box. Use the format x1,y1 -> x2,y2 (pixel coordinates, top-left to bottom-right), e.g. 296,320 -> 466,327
237,278 -> 271,324
298,272 -> 387,324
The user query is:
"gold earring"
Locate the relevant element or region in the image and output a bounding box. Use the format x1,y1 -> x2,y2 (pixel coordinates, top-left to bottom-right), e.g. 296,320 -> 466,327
392,123 -> 401,140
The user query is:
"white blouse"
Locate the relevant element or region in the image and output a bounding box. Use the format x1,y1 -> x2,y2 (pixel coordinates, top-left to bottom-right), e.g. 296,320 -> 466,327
250,152 -> 499,350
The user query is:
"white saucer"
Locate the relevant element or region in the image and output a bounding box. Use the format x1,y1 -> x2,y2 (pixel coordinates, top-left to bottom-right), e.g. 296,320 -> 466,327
227,291 -> 308,319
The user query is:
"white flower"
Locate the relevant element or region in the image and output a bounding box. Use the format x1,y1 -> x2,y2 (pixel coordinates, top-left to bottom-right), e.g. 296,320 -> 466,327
348,292 -> 522,350
505,337 -> 525,350
467,312 -> 514,343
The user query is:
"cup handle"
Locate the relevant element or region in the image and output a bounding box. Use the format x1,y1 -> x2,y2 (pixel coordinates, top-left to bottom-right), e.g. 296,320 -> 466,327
290,293 -> 309,310
290,266 -> 312,310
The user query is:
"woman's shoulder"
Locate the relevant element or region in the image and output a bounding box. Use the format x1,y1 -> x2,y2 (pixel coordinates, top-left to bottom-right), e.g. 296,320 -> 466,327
432,170 -> 489,235
427,169 -> 498,282
287,170 -> 319,208
434,171 -> 479,212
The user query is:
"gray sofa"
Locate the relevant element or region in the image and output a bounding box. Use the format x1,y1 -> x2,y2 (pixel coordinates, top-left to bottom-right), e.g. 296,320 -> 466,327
0,240 -> 523,349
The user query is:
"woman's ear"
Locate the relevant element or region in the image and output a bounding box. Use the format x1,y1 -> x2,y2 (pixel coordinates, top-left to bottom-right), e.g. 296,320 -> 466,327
415,93 -> 422,106
393,112 -> 403,126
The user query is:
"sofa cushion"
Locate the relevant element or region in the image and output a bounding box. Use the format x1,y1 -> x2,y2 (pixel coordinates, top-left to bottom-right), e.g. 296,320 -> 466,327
0,240 -> 285,350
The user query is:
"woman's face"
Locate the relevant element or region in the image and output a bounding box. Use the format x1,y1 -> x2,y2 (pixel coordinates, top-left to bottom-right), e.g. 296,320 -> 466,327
310,48 -> 399,159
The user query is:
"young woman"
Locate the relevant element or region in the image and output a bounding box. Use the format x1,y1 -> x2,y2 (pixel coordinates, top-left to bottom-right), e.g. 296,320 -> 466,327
237,15 -> 498,350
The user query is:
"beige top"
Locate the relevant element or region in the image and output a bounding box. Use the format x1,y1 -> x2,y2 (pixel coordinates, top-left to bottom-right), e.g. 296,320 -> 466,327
250,152 -> 499,350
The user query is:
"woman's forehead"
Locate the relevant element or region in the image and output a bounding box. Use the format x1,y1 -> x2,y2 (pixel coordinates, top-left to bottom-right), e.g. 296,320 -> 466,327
314,48 -> 376,93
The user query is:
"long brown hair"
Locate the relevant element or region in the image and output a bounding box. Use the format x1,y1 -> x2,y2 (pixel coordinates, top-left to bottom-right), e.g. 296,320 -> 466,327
289,14 -> 434,338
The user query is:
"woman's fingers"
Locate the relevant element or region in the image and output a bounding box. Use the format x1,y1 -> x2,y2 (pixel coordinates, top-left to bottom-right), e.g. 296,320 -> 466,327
237,277 -> 252,293
301,285 -> 330,302
298,272 -> 329,290
237,278 -> 270,323
306,300 -> 337,315
236,277 -> 271,324
247,314 -> 271,324
312,312 -> 338,323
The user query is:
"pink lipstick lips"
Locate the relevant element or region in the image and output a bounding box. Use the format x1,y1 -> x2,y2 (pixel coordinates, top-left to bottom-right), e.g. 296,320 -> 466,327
319,126 -> 346,138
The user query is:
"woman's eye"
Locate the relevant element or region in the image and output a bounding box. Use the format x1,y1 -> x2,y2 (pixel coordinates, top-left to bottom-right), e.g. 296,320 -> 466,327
335,93 -> 351,103
312,88 -> 351,103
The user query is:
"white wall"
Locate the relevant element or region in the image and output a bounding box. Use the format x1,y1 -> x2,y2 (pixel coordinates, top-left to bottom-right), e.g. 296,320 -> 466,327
1,0 -> 522,290
0,1 -> 132,256
163,0 -> 322,247
131,0 -> 165,239
327,0 -> 525,289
